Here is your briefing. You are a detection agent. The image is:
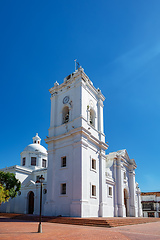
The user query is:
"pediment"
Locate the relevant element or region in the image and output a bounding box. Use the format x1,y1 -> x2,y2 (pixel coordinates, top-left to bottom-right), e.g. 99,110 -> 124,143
117,149 -> 137,167
24,180 -> 36,187
122,150 -> 130,162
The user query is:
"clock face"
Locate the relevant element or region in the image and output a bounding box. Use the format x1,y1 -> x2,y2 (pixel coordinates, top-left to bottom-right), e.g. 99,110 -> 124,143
63,96 -> 69,104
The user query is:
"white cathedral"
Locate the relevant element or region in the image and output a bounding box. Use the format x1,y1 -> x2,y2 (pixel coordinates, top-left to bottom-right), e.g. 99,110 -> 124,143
0,67 -> 142,217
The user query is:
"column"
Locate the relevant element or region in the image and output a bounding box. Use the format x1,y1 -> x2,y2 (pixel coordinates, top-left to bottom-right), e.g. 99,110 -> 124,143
44,147 -> 56,216
129,169 -> 136,216
97,99 -> 104,134
99,152 -> 106,217
113,160 -> 118,217
116,158 -> 123,217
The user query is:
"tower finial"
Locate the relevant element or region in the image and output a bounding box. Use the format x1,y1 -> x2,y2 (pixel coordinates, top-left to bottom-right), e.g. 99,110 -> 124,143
74,59 -> 77,71
74,59 -> 81,71
33,133 -> 41,144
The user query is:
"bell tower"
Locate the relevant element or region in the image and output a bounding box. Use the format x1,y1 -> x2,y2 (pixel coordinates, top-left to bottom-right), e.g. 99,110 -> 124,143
44,67 -> 108,217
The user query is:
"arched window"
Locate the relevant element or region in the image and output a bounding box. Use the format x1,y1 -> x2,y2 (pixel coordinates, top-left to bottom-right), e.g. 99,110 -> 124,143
62,106 -> 69,124
89,109 -> 95,127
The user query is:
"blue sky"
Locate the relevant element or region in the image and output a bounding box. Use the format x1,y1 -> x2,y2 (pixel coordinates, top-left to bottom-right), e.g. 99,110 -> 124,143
0,0 -> 160,192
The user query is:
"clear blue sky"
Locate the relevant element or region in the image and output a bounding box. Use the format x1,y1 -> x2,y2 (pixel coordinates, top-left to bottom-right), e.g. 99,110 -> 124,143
0,0 -> 160,192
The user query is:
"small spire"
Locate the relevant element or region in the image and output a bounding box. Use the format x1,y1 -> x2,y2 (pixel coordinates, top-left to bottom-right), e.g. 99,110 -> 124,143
74,59 -> 77,72
32,133 -> 41,144
54,81 -> 59,87
74,59 -> 81,71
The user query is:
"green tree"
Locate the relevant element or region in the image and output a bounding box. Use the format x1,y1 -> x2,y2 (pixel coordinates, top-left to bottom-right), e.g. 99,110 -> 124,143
0,184 -> 9,204
0,171 -> 21,204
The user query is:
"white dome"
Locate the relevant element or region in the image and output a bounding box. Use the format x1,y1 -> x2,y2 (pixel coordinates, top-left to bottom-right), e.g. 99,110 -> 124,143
23,143 -> 47,154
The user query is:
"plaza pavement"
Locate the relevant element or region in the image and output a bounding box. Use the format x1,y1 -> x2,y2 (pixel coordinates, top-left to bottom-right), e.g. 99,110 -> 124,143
0,217 -> 160,240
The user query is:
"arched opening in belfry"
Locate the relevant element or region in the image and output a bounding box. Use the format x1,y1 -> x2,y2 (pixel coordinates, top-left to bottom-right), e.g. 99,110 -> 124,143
62,106 -> 69,124
89,108 -> 95,127
28,191 -> 34,214
124,189 -> 129,217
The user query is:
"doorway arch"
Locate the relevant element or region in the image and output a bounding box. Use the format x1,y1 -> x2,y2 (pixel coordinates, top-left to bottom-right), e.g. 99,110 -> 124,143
28,191 -> 34,214
124,189 -> 129,217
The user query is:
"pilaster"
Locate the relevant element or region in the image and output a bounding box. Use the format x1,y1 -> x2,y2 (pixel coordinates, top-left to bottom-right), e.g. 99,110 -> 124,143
99,152 -> 106,217
129,169 -> 136,216
116,158 -> 124,217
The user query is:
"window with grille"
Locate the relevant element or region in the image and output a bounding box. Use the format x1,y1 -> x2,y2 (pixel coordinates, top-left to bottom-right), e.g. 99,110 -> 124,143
61,156 -> 66,167
22,157 -> 26,166
109,187 -> 112,196
92,185 -> 96,196
31,157 -> 36,166
42,159 -> 47,168
61,183 -> 66,195
92,159 -> 96,170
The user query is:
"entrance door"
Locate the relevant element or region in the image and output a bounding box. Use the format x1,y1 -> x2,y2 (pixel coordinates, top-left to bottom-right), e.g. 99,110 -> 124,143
124,189 -> 129,217
28,191 -> 34,214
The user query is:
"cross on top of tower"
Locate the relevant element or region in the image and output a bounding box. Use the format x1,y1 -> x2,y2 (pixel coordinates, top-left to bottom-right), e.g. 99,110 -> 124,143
74,59 -> 81,71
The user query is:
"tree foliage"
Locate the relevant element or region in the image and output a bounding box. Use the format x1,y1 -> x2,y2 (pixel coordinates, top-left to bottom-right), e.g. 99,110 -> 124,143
0,184 -> 9,204
0,171 -> 21,204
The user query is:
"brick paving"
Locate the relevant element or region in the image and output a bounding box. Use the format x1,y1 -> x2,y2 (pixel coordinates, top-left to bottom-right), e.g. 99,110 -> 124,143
0,219 -> 127,240
0,216 -> 160,240
113,221 -> 160,240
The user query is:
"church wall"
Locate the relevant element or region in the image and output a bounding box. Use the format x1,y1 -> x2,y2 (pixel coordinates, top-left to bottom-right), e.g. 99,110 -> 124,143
0,187 -> 28,214
54,145 -> 74,216
105,183 -> 114,217
45,131 -> 107,217
45,136 -> 82,217
81,141 -> 100,217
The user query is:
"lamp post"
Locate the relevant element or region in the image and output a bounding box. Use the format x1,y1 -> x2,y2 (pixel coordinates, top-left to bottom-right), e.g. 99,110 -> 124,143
38,175 -> 45,233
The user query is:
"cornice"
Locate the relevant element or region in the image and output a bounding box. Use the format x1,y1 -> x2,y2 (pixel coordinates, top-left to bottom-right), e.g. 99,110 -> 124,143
106,178 -> 115,185
21,151 -> 48,156
48,115 -> 106,140
49,68 -> 105,101
45,126 -> 108,151
106,150 -> 137,169
0,165 -> 33,174
32,168 -> 47,173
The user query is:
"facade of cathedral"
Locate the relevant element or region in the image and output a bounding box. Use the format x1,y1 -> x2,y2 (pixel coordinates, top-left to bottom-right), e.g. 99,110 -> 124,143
0,67 -> 142,217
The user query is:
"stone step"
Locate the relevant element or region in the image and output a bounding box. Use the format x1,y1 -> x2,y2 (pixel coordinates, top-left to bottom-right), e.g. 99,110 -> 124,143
1,213 -> 160,228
